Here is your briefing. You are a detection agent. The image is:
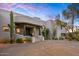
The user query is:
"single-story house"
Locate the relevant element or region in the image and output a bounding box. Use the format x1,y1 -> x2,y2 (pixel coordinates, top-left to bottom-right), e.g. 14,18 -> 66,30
0,9 -> 45,43
0,9 -> 67,43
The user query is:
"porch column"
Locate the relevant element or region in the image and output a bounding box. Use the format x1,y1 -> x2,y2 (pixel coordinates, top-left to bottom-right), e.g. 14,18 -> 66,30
32,27 -> 36,43
33,27 -> 37,36
23,25 -> 26,36
39,27 -> 42,35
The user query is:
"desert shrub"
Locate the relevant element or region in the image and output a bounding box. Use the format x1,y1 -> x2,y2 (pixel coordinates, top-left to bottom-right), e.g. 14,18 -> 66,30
27,38 -> 32,42
74,30 -> 79,41
54,37 -> 58,40
59,37 -> 64,40
67,36 -> 72,41
66,33 -> 73,41
42,28 -> 49,40
75,34 -> 79,41
52,36 -> 55,40
65,29 -> 79,41
16,38 -> 23,43
23,37 -> 32,42
66,33 -> 79,41
0,39 -> 10,44
16,37 -> 32,43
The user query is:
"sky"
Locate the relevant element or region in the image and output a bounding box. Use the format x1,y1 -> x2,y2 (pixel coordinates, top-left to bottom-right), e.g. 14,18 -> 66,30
0,3 -> 79,26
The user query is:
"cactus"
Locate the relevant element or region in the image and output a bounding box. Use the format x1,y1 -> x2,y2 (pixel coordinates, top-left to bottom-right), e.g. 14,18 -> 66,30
9,11 -> 15,44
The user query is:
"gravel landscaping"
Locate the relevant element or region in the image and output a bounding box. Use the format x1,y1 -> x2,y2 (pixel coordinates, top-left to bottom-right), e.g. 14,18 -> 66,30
0,40 -> 79,56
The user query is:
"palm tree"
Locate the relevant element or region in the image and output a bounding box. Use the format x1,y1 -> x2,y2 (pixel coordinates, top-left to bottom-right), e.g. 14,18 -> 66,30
55,14 -> 66,29
72,3 -> 79,13
63,4 -> 78,33
72,3 -> 79,20
55,14 -> 71,39
54,14 -> 65,39
55,14 -> 61,26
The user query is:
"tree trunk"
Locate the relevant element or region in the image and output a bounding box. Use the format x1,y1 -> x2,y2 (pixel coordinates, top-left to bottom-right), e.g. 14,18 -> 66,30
72,15 -> 74,33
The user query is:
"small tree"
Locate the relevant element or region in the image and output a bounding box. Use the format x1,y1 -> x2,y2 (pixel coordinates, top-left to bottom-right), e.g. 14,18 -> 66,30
42,27 -> 49,40
62,4 -> 79,33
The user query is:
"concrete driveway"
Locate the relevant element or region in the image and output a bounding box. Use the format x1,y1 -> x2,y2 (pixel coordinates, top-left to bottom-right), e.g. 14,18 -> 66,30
0,40 -> 79,56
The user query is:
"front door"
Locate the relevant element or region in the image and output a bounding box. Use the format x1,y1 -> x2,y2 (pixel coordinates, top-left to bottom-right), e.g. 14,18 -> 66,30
25,27 -> 33,36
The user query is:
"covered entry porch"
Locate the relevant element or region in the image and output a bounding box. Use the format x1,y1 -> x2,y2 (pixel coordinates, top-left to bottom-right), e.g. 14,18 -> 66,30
15,22 -> 44,43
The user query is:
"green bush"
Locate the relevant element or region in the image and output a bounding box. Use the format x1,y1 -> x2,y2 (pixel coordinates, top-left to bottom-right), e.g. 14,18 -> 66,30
16,37 -> 32,43
66,33 -> 73,41
23,37 -> 32,42
74,30 -> 79,41
27,38 -> 32,42
52,36 -> 55,40
42,28 -> 49,40
66,33 -> 79,41
16,38 -> 23,43
65,29 -> 79,41
52,37 -> 58,40
75,34 -> 79,41
67,36 -> 72,41
59,37 -> 64,40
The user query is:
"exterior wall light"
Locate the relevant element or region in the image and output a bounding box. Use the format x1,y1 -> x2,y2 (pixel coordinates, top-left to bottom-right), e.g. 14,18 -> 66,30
16,28 -> 20,33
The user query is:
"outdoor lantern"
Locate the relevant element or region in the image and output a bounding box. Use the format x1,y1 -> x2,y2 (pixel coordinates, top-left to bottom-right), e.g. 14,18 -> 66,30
16,28 -> 20,33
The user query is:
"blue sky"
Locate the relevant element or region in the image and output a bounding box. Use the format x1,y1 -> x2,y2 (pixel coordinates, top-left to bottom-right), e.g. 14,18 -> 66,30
0,3 -> 79,26
0,3 -> 69,20
13,3 -> 69,20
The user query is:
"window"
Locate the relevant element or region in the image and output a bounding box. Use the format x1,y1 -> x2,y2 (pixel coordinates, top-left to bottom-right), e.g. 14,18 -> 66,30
39,28 -> 41,35
2,26 -> 9,32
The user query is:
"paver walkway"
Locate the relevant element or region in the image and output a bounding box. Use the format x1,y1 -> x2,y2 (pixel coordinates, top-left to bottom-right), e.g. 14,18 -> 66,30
0,40 -> 79,56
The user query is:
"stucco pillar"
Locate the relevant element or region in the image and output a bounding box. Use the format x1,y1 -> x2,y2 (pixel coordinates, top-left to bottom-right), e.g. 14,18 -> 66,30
56,26 -> 61,40
33,27 -> 36,36
32,37 -> 35,43
32,27 -> 36,43
23,25 -> 26,36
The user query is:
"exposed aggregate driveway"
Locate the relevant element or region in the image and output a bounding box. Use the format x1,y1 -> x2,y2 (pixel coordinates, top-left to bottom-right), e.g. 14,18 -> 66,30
0,40 -> 79,56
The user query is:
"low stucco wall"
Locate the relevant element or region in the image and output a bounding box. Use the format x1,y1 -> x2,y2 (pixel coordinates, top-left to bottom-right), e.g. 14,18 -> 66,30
32,36 -> 44,43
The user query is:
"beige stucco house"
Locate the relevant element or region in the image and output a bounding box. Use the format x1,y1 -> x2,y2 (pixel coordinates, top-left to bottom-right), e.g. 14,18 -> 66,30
0,9 -> 45,43
45,20 -> 67,39
0,9 -> 67,43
